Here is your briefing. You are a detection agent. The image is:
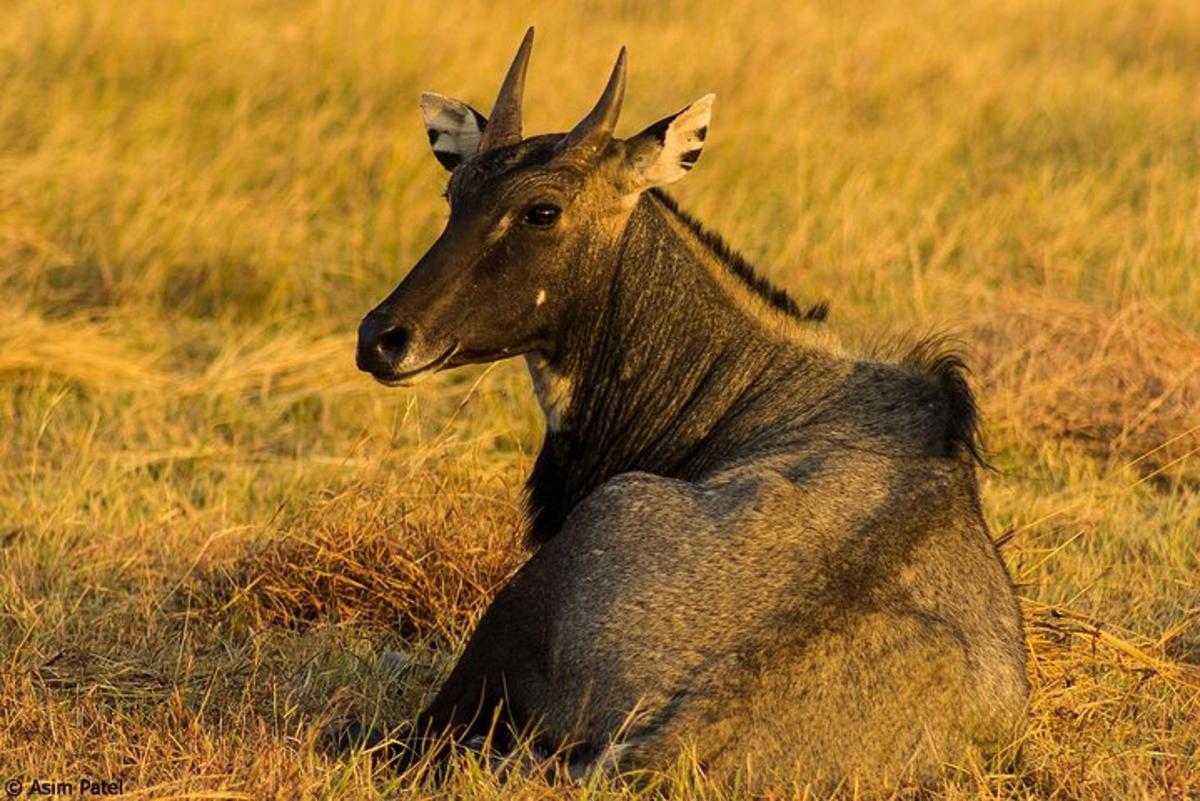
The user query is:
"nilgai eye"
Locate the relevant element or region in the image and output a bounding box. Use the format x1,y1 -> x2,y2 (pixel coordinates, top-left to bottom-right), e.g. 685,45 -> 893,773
523,203 -> 561,227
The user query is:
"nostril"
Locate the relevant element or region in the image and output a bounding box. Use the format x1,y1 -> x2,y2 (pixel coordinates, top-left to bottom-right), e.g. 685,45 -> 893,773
377,326 -> 410,360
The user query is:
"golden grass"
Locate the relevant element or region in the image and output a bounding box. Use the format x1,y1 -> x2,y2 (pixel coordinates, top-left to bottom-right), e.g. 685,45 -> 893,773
192,471 -> 526,644
2,0 -> 1198,798
969,290 -> 1200,486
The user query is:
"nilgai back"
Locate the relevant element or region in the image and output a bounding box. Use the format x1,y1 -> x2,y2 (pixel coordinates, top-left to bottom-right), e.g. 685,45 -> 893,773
353,28 -> 1029,791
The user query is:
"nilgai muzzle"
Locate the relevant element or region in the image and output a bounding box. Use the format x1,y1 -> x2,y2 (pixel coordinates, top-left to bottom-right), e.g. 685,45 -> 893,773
354,28 -> 1028,791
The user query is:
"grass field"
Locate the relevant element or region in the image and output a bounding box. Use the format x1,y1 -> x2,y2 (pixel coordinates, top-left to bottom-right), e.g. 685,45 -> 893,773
2,0 -> 1198,797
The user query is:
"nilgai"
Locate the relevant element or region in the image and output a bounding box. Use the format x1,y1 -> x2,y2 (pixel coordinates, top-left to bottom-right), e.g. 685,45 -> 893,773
352,28 -> 1028,792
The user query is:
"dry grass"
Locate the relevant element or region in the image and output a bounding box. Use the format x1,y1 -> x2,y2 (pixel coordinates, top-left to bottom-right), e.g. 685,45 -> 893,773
192,471 -> 526,644
969,290 -> 1200,487
2,0 -> 1198,798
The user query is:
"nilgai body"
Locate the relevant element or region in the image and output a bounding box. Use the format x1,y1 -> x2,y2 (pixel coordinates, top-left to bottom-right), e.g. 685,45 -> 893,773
353,29 -> 1029,792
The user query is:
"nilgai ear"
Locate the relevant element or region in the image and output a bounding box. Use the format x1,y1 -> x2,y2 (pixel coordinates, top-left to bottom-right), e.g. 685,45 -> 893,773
420,92 -> 488,171
621,94 -> 714,193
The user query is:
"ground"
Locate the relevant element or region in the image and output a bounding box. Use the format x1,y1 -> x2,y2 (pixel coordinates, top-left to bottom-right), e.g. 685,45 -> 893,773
1,1 -> 1198,798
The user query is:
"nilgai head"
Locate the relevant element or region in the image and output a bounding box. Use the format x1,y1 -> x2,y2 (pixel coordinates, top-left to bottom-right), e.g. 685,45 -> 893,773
356,27 -> 714,384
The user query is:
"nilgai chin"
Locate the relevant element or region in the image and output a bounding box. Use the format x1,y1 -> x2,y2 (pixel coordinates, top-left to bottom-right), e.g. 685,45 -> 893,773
352,27 -> 1028,792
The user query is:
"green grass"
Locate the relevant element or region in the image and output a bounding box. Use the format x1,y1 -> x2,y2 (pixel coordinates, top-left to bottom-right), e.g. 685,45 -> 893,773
1,1 -> 1198,797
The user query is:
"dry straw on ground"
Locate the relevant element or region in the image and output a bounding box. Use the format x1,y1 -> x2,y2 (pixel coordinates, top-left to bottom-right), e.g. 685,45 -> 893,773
2,0 -> 1198,798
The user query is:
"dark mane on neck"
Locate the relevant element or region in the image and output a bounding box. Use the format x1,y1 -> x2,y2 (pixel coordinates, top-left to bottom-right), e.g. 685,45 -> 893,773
648,189 -> 828,323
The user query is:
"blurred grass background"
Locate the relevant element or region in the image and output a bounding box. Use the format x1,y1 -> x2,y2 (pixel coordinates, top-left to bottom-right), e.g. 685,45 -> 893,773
1,0 -> 1197,797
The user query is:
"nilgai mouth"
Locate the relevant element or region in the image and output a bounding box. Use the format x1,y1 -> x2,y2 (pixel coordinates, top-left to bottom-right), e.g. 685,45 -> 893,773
371,343 -> 459,387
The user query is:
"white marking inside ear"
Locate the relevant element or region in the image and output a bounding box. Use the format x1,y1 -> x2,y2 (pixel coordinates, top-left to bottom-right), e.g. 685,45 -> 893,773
629,93 -> 715,188
419,92 -> 485,169
535,289 -> 547,307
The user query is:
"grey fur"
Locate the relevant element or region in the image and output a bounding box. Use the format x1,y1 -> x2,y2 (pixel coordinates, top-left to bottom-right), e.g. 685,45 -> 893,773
353,38 -> 1029,793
